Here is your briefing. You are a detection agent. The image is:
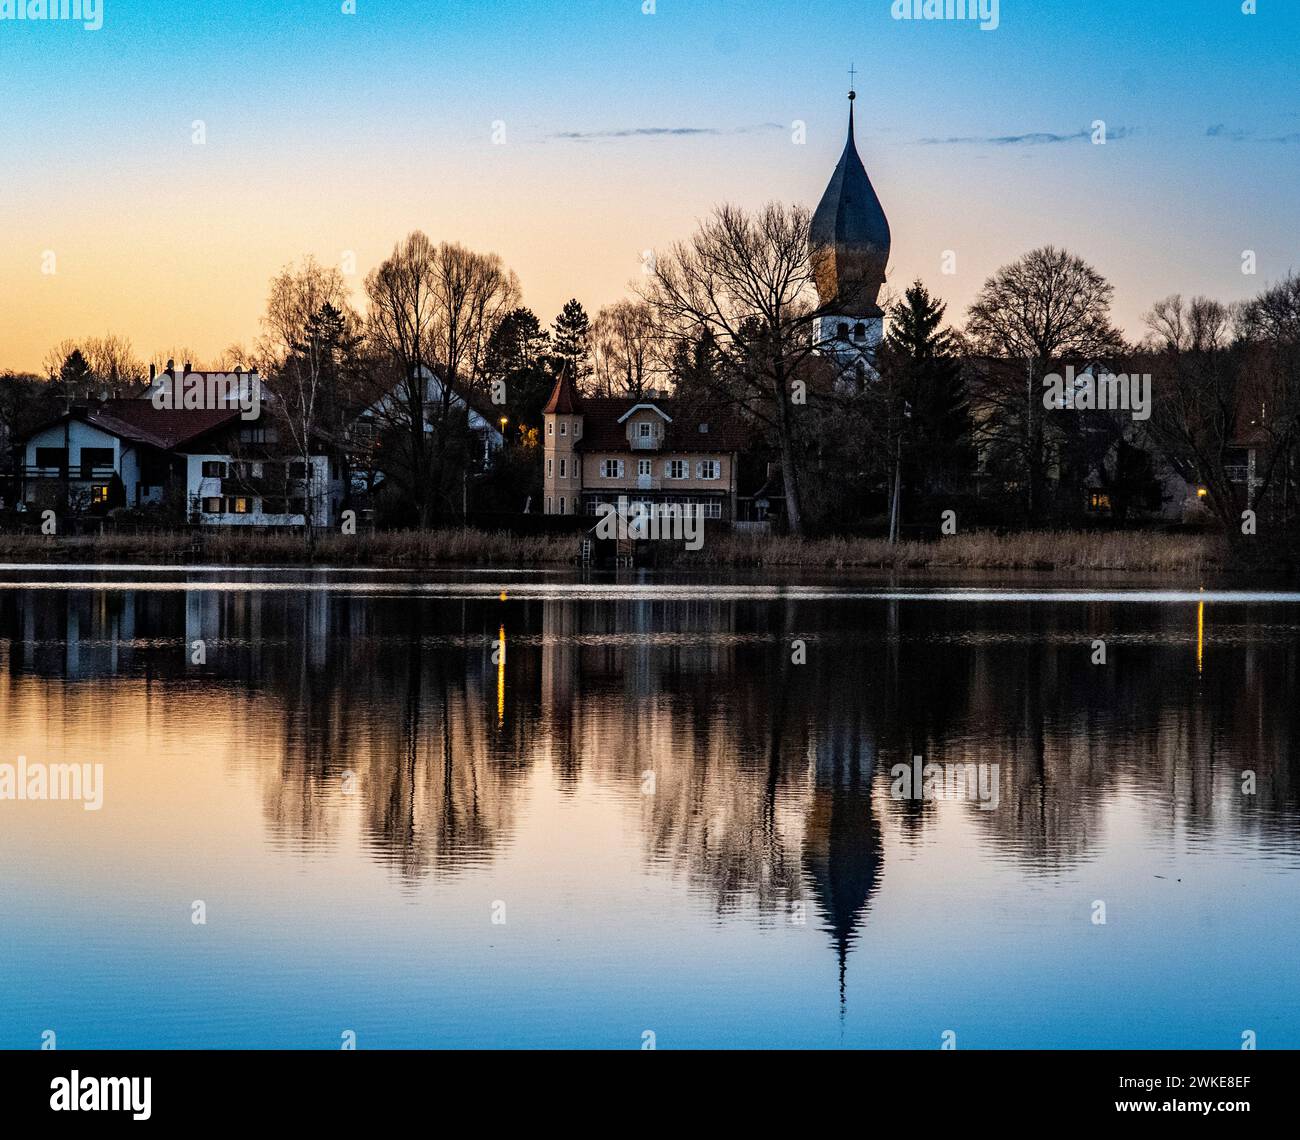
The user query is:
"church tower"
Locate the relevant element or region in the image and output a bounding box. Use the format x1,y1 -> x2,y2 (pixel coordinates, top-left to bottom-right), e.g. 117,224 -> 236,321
810,84 -> 892,381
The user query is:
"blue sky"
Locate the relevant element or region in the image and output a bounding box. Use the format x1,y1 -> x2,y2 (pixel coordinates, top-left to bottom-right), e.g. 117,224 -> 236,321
1,0 -> 1297,368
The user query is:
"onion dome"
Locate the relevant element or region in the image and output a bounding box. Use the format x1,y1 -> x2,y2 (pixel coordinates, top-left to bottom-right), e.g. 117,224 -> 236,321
810,89 -> 891,316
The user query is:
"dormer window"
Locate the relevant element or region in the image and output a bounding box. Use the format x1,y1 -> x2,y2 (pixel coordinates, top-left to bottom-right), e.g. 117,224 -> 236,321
638,422 -> 652,439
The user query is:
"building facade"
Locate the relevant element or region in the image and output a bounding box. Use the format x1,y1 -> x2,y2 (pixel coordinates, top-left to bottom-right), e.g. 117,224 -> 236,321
541,371 -> 743,521
15,372 -> 343,526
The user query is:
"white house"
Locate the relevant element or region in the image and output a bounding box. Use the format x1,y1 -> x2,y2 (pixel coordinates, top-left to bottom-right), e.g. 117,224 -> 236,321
16,386 -> 343,526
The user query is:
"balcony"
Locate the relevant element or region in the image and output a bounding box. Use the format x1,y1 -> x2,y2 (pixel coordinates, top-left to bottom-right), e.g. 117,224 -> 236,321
636,474 -> 661,491
630,436 -> 660,451
22,465 -> 116,481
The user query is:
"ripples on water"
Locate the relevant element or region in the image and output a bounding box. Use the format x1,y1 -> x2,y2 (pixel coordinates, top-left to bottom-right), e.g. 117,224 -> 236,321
0,567 -> 1296,1048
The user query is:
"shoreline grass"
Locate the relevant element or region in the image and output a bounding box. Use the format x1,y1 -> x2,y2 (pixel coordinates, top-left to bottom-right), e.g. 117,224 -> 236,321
677,529 -> 1226,574
0,526 -> 1232,575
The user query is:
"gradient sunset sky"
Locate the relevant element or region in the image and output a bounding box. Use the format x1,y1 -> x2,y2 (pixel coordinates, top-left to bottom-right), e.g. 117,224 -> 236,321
1,0 -> 1297,373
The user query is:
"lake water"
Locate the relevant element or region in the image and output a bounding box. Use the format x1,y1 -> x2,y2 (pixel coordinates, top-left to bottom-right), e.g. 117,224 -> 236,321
1,566 -> 1297,1049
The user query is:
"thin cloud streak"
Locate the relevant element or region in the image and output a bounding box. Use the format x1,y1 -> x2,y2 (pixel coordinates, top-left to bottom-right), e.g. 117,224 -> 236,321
551,123 -> 783,141
1206,124 -> 1300,144
919,126 -> 1135,146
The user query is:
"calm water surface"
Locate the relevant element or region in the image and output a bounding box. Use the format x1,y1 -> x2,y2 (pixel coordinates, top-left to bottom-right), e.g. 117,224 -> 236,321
1,566 -> 1297,1048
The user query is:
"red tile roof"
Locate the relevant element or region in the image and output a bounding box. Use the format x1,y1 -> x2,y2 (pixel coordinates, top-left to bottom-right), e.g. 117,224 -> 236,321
575,398 -> 748,453
88,400 -> 242,450
542,370 -> 582,415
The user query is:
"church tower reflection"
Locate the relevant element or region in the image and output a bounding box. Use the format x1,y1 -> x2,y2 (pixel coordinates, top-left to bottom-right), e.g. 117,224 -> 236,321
802,711 -> 883,1015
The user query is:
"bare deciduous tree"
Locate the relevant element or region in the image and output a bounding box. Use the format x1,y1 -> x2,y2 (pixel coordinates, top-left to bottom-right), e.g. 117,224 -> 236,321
965,246 -> 1125,521
365,234 -> 519,522
591,299 -> 663,398
643,202 -> 822,535
258,257 -> 361,532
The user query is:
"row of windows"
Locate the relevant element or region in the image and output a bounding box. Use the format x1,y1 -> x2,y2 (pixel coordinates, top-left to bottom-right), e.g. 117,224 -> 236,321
547,420 -> 681,442
549,457 -> 722,481
201,497 -> 307,516
32,447 -> 116,470
600,459 -> 720,480
584,499 -> 724,519
202,460 -> 311,480
547,458 -> 579,479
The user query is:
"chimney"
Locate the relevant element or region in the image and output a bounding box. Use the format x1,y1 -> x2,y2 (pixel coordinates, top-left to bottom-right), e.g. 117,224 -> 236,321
166,358 -> 174,373
149,363 -> 156,381
182,360 -> 191,374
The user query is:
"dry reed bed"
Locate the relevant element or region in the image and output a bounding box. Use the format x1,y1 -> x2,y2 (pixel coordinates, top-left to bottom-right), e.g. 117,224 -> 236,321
0,527 -> 1221,573
676,530 -> 1221,573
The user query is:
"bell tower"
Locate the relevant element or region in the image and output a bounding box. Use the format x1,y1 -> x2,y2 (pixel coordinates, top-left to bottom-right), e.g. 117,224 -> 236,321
809,79 -> 892,382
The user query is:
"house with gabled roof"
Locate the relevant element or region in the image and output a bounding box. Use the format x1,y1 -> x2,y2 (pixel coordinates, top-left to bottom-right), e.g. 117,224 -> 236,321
541,370 -> 746,522
17,399 -> 242,513
14,370 -> 343,525
348,365 -> 505,478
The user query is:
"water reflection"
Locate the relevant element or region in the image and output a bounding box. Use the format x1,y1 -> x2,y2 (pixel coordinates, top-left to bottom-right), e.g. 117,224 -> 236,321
1,574 -> 1298,1039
